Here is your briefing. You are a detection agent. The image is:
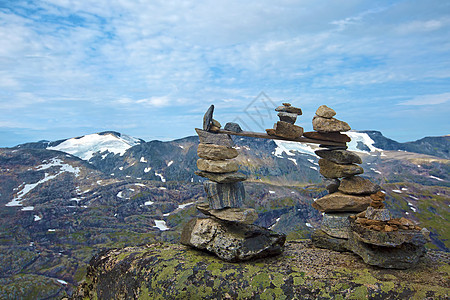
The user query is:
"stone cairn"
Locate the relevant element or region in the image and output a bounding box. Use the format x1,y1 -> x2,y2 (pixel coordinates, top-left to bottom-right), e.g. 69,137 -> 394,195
266,102 -> 304,139
181,105 -> 286,262
310,105 -> 430,269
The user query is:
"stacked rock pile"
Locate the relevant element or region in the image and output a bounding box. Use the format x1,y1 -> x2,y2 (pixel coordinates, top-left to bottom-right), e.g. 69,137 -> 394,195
310,105 -> 430,269
181,105 -> 286,262
266,103 -> 304,139
351,191 -> 423,232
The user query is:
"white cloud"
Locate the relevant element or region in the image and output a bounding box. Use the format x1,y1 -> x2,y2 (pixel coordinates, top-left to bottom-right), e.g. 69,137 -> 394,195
398,93 -> 450,106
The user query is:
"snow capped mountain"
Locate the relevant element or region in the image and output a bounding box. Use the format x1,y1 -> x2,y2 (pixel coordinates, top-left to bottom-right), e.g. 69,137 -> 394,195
47,131 -> 143,160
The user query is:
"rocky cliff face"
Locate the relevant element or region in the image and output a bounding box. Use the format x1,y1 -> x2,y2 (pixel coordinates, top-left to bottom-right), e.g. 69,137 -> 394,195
72,241 -> 449,300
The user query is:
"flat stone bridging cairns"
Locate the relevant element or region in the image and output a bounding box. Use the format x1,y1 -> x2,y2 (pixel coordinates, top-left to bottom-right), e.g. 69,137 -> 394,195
310,104 -> 429,269
183,105 -> 286,262
266,102 -> 304,139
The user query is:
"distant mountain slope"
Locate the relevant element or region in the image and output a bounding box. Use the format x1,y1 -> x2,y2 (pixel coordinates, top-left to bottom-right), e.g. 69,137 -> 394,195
361,131 -> 450,159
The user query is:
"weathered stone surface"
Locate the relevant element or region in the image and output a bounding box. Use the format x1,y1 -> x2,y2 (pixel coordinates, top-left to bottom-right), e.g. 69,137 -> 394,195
312,192 -> 371,213
321,213 -> 353,239
203,181 -> 245,209
275,104 -> 302,115
197,143 -> 238,160
265,128 -> 276,135
325,178 -> 340,193
365,206 -> 391,221
312,116 -> 351,132
348,222 -> 428,269
315,105 -> 336,119
181,217 -> 285,262
303,131 -> 351,143
197,159 -> 239,173
318,159 -> 364,179
73,241 -> 450,300
203,105 -> 214,131
195,170 -> 247,183
315,149 -> 362,164
196,202 -> 258,224
277,112 -> 297,124
339,176 -> 381,195
196,128 -> 234,147
224,122 -> 243,133
311,229 -> 349,252
274,121 -> 303,139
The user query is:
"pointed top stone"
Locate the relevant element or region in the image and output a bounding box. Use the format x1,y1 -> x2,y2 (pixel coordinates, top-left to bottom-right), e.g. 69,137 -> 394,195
316,105 -> 336,119
203,105 -> 214,131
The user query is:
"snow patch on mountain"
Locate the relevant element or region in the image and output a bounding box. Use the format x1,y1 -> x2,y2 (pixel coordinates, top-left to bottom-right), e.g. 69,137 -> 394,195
48,132 -> 141,160
346,131 -> 382,153
6,158 -> 80,207
273,140 -> 317,157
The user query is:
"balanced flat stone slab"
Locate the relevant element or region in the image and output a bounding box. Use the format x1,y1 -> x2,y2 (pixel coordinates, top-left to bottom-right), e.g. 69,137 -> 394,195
320,212 -> 354,239
311,229 -> 349,252
318,159 -> 364,179
315,149 -> 362,165
196,202 -> 258,224
197,159 -> 239,173
348,221 -> 428,269
196,128 -> 234,148
275,103 -> 302,115
312,116 -> 351,132
197,143 -> 238,160
181,217 -> 285,262
339,176 -> 381,195
203,181 -> 245,209
277,112 -> 297,124
195,171 -> 247,183
303,131 -> 351,143
315,105 -> 336,119
312,192 -> 371,213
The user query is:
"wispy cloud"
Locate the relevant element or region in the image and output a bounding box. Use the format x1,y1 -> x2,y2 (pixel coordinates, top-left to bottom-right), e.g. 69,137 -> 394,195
398,93 -> 450,106
0,0 -> 449,145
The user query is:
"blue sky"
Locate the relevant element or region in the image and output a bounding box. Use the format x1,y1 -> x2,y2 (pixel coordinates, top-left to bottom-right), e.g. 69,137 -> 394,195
0,0 -> 449,147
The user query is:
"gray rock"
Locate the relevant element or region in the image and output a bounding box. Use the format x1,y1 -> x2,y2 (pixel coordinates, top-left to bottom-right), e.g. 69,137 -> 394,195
325,178 -> 340,193
181,217 -> 286,262
303,131 -> 351,143
315,149 -> 362,165
321,212 -> 353,238
275,104 -> 302,115
224,122 -> 243,133
312,192 -> 371,213
277,112 -> 297,124
197,143 -> 238,160
348,222 -> 427,269
195,171 -> 247,183
203,105 -> 214,131
311,229 -> 349,252
203,181 -> 245,209
318,159 -> 364,179
339,176 -> 381,195
315,105 -> 336,119
312,116 -> 351,132
197,159 -> 239,173
196,202 -> 258,224
196,128 -> 234,147
365,206 -> 391,221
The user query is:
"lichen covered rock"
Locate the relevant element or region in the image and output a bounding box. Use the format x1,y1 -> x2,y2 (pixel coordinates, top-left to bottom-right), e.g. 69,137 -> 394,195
72,242 -> 450,300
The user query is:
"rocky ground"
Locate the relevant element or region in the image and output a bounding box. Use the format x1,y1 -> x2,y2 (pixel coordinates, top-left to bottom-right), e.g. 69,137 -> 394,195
72,240 -> 450,300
